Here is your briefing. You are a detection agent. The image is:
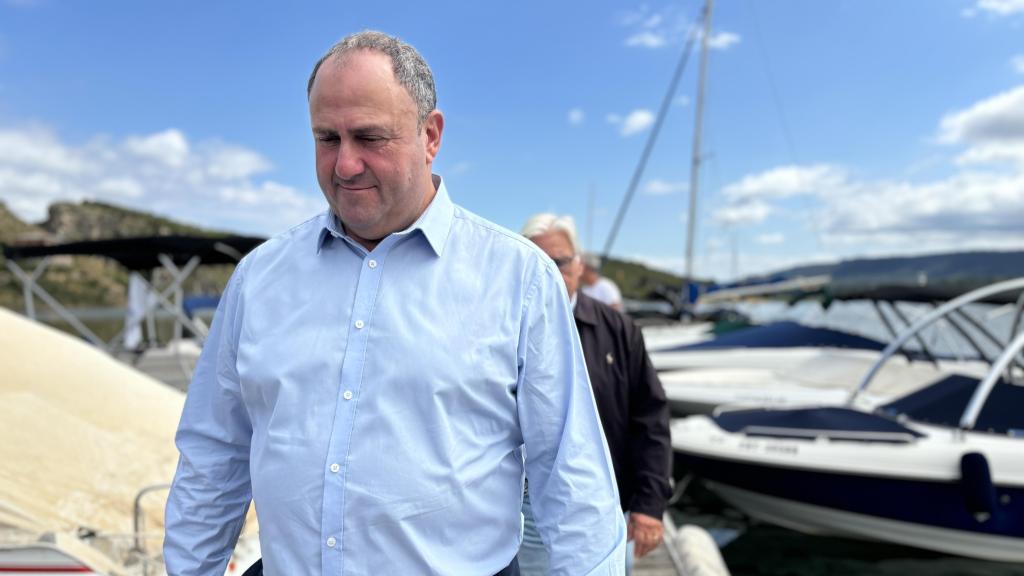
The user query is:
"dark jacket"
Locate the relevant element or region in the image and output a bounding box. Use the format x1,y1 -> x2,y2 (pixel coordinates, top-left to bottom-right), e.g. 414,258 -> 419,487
573,292 -> 672,519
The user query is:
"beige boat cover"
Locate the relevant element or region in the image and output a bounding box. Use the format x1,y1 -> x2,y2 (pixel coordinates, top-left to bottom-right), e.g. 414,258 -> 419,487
0,307 -> 255,554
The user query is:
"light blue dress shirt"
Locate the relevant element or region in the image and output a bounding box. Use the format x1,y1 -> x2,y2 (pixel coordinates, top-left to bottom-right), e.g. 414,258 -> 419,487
164,177 -> 626,575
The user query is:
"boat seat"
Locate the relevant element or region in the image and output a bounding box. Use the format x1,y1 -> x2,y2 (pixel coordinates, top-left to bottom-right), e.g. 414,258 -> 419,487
879,373 -> 1024,435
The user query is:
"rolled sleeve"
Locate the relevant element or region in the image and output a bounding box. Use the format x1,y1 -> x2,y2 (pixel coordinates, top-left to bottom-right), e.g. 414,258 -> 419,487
164,258 -> 254,576
517,260 -> 627,575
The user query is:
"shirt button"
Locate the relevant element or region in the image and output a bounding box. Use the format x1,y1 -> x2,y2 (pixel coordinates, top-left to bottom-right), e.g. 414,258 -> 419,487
330,463 -> 340,473
326,537 -> 336,548
368,259 -> 378,269
343,390 -> 354,400
355,320 -> 365,329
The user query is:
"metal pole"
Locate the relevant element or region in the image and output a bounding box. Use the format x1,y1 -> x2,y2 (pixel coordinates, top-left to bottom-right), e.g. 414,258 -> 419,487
685,0 -> 714,284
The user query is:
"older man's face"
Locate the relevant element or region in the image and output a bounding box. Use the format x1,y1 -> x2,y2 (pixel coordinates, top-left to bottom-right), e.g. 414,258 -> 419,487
309,50 -> 443,250
529,230 -> 583,297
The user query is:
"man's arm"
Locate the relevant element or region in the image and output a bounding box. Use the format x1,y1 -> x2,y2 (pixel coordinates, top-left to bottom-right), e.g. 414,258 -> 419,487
517,261 -> 626,576
164,259 -> 254,576
625,318 -> 672,554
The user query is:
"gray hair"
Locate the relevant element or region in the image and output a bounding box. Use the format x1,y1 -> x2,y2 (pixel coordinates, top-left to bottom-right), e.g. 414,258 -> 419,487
308,30 -> 437,126
520,213 -> 581,254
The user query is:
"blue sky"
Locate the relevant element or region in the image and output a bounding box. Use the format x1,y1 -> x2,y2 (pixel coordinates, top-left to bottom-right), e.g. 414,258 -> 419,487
2,0 -> 1023,280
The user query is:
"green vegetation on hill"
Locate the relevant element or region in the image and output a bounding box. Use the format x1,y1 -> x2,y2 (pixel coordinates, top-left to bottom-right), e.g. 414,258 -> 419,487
602,258 -> 687,302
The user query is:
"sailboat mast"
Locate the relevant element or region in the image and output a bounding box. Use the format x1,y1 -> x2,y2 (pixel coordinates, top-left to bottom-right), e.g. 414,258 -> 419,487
685,0 -> 714,286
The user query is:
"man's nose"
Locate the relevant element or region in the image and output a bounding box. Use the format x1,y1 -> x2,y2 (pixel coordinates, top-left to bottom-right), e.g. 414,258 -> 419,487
334,141 -> 364,180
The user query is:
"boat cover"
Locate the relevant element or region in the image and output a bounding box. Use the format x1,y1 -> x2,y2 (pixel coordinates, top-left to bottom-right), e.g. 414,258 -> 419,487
661,321 -> 886,353
2,235 -> 265,271
0,308 -> 256,547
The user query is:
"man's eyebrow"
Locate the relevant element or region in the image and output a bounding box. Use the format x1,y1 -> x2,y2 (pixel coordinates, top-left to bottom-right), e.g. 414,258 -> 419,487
351,124 -> 391,135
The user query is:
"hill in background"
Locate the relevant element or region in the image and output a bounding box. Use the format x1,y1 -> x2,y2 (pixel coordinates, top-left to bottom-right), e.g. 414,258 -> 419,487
1,200 -> 686,313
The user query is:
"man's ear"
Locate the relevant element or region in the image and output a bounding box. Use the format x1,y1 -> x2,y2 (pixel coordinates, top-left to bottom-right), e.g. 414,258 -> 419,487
423,110 -> 444,163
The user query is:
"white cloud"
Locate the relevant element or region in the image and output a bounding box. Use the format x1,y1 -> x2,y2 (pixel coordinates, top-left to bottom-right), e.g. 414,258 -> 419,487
644,179 -> 687,195
619,109 -> 655,136
756,233 -> 785,245
819,172 -> 1024,244
955,142 -> 1024,167
938,84 -> 1024,169
722,164 -> 847,201
0,125 -> 321,235
674,95 -> 690,108
707,31 -> 741,51
713,199 -> 772,225
625,31 -> 667,49
619,6 -> 686,50
938,84 -> 1024,144
973,0 -> 1024,15
124,129 -> 190,167
0,126 -> 90,174
205,145 -> 272,180
568,108 -> 585,125
95,177 -> 144,199
1012,54 -> 1024,74
619,6 -> 741,52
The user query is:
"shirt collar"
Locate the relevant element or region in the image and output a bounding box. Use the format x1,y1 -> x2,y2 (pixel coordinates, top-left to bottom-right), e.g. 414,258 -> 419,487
573,291 -> 598,326
316,174 -> 453,256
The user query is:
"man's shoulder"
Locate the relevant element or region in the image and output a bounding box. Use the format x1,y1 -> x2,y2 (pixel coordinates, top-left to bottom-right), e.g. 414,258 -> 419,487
236,211 -> 326,269
449,204 -> 552,263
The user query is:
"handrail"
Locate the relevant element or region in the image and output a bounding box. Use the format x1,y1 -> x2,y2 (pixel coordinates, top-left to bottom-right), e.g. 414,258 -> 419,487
960,328 -> 1024,430
847,277 -> 1024,406
133,483 -> 171,553
741,425 -> 918,443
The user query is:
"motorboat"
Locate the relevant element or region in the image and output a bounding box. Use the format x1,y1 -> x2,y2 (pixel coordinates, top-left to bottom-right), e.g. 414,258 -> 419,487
642,321 -> 716,352
649,320 -> 890,372
0,307 -> 259,575
670,277 -> 1024,562
659,345 -> 991,416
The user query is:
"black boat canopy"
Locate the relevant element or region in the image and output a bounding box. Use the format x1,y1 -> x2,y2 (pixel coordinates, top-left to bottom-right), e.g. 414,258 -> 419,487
2,235 -> 266,271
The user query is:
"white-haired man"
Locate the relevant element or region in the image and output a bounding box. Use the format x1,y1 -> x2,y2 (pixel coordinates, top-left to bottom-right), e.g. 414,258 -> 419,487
519,213 -> 672,575
164,31 -> 625,576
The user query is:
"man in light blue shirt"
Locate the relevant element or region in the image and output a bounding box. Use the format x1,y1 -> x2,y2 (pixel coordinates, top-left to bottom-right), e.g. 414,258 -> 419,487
163,30 -> 626,575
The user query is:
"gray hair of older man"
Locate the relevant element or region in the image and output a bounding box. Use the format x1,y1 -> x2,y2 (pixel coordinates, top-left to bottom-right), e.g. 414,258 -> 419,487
307,30 -> 437,126
520,213 -> 581,255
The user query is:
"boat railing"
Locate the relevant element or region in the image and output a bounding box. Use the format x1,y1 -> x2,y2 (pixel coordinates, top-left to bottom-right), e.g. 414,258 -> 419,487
847,277 -> 1024,430
132,483 -> 171,576
961,327 -> 1024,430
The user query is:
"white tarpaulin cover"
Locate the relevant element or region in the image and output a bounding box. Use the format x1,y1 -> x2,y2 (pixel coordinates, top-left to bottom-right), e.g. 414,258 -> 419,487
0,307 -> 185,539
0,308 -> 261,575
